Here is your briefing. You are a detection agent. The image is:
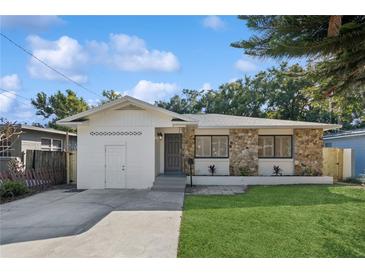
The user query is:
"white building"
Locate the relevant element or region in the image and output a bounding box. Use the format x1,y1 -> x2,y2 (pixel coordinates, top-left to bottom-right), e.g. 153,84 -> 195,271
57,96 -> 339,189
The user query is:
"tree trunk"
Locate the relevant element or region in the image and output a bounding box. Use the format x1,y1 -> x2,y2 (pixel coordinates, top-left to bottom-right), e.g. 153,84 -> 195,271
328,16 -> 343,37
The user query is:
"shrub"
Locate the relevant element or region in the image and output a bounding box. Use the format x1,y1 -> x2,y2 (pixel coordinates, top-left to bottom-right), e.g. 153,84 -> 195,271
343,177 -> 363,184
239,166 -> 252,176
272,165 -> 283,176
208,165 -> 216,176
0,180 -> 29,198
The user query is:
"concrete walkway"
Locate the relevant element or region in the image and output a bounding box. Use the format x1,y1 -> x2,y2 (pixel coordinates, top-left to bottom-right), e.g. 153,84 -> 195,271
0,187 -> 185,257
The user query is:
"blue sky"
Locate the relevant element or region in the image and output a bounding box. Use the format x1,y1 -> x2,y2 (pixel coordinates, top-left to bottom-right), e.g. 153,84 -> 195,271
1,15 -> 293,124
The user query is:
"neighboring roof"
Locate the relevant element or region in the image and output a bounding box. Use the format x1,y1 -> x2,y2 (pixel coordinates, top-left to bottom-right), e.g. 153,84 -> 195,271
182,113 -> 340,131
21,125 -> 77,136
57,96 -> 195,125
323,128 -> 365,140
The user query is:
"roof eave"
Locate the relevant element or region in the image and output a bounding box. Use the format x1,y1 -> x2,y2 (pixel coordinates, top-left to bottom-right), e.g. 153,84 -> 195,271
197,124 -> 341,130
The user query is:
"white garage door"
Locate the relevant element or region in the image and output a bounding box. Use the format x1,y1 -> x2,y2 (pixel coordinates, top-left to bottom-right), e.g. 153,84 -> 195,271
105,145 -> 126,188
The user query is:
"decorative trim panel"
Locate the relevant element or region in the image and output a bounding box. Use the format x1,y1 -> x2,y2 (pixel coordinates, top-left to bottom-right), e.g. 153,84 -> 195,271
90,131 -> 142,136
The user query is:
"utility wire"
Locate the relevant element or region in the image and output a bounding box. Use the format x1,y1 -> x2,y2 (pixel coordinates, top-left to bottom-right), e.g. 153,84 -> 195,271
0,32 -> 102,98
0,87 -> 32,102
0,90 -> 32,108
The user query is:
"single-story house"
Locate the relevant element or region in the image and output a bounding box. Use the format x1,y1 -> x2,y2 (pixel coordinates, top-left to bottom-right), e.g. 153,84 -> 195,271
0,124 -> 77,171
324,129 -> 365,177
57,96 -> 340,189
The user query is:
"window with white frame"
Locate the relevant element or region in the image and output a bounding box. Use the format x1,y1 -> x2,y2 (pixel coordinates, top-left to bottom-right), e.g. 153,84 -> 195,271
195,136 -> 228,158
0,137 -> 11,157
258,135 -> 292,158
52,139 -> 62,151
41,138 -> 63,151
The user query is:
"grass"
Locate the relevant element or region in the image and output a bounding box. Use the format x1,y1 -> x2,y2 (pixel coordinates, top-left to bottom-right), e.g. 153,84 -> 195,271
178,185 -> 365,258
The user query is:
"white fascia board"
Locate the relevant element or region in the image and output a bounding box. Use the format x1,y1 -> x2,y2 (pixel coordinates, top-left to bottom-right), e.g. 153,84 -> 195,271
197,124 -> 341,130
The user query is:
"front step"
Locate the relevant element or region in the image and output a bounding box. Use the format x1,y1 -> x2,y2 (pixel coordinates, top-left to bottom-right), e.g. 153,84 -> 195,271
152,175 -> 187,192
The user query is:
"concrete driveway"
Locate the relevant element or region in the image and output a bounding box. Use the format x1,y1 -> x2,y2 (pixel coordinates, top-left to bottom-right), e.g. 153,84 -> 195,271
0,187 -> 184,257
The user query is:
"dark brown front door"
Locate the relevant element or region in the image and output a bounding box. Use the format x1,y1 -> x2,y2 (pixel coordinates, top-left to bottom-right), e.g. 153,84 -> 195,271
164,134 -> 182,172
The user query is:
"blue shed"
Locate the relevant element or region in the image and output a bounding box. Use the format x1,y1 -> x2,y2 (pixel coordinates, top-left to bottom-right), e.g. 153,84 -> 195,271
323,129 -> 365,177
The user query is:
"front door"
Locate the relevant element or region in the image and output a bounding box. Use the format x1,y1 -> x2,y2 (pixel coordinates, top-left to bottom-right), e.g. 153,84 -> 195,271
105,145 -> 126,188
164,134 -> 182,173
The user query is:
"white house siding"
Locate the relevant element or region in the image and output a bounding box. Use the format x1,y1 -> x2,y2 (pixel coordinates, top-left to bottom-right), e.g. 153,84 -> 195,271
257,128 -> 294,175
77,108 -> 172,189
258,159 -> 294,176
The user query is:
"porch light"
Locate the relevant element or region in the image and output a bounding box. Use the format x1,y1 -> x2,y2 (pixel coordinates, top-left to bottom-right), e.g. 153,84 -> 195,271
157,132 -> 163,140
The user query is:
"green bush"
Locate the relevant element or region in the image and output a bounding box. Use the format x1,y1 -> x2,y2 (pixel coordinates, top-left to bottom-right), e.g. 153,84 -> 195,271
239,166 -> 252,176
0,180 -> 29,198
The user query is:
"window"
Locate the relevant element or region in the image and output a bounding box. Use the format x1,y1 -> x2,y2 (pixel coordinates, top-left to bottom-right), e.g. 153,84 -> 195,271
195,136 -> 228,158
0,137 -> 11,157
52,139 -> 62,151
41,138 -> 51,151
41,138 -> 63,151
258,135 -> 292,158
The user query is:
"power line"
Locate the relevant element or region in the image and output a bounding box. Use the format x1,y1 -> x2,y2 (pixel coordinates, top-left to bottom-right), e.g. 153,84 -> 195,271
0,88 -> 32,102
0,90 -> 32,108
0,32 -> 102,98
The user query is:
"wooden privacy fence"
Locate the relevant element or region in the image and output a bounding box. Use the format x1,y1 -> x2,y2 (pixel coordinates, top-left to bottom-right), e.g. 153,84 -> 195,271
0,168 -> 65,188
26,150 -> 66,171
323,147 -> 354,181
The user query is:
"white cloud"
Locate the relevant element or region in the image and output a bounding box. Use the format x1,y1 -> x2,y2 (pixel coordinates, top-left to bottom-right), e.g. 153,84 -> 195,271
27,35 -> 89,83
127,80 -> 178,103
201,82 -> 212,91
0,92 -> 16,113
88,33 -> 180,72
0,74 -> 21,113
235,59 -> 257,72
0,16 -> 65,31
0,74 -> 21,91
25,33 -> 180,83
203,16 -> 225,30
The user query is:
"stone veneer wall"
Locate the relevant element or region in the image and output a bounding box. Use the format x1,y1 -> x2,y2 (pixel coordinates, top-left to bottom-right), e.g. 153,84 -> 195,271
229,129 -> 259,176
294,128 -> 323,175
181,126 -> 195,175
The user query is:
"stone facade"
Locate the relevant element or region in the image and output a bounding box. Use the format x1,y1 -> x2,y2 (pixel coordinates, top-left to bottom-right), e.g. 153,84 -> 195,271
229,129 -> 259,176
294,128 -> 323,176
181,126 -> 195,175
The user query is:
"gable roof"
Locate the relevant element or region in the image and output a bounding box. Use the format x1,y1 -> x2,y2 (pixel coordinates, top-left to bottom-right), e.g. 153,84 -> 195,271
182,113 -> 340,130
57,96 -> 196,125
57,95 -> 340,130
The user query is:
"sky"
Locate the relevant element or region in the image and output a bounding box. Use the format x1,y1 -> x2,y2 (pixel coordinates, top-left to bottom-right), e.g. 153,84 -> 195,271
0,15 -> 293,124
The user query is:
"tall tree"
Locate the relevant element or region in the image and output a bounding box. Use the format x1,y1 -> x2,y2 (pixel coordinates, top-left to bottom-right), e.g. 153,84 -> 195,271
231,16 -> 365,94
31,90 -> 89,130
100,90 -> 122,105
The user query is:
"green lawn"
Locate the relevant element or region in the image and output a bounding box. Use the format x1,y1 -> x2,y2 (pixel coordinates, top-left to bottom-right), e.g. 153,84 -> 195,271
178,185 -> 365,258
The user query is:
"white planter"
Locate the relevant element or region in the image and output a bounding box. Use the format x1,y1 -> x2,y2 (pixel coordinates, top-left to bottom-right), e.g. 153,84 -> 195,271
187,176 -> 333,186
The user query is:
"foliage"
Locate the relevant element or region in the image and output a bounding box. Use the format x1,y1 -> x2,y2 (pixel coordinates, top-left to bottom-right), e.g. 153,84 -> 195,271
7,158 -> 25,176
231,16 -> 365,94
272,165 -> 282,176
0,118 -> 22,156
239,166 -> 252,176
178,185 -> 365,257
157,62 -> 365,129
0,180 -> 29,198
100,90 -> 122,105
343,177 -> 364,185
208,165 -> 216,176
31,89 -> 89,130
300,164 -> 321,176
